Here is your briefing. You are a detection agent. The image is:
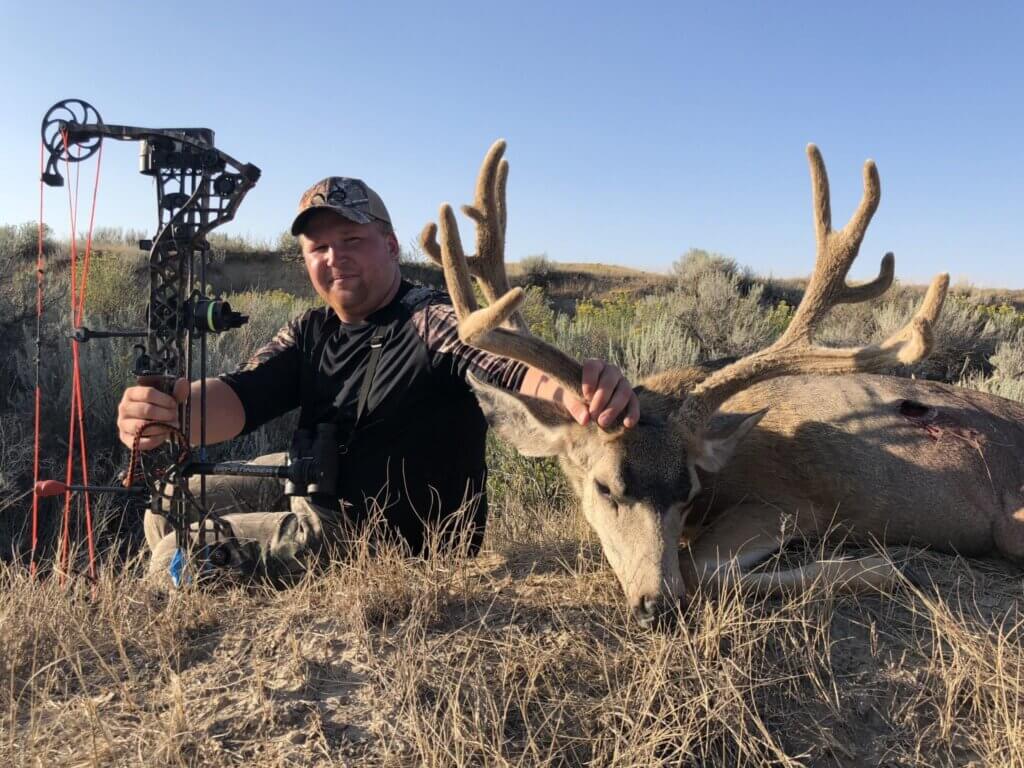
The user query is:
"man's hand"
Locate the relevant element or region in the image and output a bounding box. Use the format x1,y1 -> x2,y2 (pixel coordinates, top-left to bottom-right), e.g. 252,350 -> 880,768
519,360 -> 641,429
576,359 -> 640,429
116,378 -> 189,451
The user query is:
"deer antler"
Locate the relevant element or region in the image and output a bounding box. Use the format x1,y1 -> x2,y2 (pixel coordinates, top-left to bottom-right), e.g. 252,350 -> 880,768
420,140 -> 528,333
425,140 -> 584,399
689,144 -> 949,419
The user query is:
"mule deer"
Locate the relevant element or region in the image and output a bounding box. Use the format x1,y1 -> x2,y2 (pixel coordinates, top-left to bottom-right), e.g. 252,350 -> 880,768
421,140 -> 1020,626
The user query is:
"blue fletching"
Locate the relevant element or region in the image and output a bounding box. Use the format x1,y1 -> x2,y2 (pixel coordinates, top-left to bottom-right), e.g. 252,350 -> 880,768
169,547 -> 188,588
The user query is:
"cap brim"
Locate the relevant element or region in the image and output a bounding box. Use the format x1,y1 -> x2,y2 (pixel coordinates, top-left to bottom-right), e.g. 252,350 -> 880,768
290,205 -> 376,236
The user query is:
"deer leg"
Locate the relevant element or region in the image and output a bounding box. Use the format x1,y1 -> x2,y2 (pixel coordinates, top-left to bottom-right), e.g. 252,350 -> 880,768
731,556 -> 903,597
682,502 -> 902,599
682,503 -> 794,596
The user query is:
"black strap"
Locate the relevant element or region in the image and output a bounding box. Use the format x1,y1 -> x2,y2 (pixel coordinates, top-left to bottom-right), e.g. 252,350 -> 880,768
355,331 -> 387,428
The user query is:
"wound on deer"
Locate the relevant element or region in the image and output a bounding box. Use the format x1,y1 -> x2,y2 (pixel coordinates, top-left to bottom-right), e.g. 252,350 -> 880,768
898,399 -> 934,421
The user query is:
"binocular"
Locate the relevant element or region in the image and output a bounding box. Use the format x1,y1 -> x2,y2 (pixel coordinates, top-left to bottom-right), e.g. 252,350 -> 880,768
284,424 -> 340,497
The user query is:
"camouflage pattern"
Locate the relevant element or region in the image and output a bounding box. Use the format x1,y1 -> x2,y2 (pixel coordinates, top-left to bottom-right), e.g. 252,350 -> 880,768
407,287 -> 528,391
230,285 -> 526,394
290,176 -> 392,235
144,453 -> 347,586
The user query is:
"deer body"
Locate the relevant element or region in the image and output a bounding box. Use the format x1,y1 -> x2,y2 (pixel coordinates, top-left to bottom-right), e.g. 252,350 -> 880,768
423,139 -> 983,626
697,374 -> 1024,560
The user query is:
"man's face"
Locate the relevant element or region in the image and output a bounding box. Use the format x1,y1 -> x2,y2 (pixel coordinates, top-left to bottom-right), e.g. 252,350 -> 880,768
299,211 -> 400,322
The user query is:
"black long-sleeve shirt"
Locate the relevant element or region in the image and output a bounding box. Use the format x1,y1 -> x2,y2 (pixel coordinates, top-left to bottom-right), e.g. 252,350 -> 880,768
219,280 -> 527,555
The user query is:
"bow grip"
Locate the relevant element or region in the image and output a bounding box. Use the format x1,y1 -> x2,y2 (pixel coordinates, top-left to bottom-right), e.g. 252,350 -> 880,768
136,374 -> 176,395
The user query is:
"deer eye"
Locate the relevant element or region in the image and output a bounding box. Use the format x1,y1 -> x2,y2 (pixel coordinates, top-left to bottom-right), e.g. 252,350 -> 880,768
595,480 -> 613,499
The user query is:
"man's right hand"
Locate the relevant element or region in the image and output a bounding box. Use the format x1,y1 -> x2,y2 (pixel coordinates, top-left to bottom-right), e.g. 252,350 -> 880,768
117,378 -> 189,451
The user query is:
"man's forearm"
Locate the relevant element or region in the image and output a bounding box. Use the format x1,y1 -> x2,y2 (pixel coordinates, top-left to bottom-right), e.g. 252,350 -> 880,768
184,378 -> 247,446
519,366 -> 575,405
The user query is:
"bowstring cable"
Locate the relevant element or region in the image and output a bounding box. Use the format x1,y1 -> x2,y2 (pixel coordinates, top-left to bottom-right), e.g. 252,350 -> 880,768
57,129 -> 102,586
31,142 -> 45,577
58,130 -> 76,582
77,141 -> 103,585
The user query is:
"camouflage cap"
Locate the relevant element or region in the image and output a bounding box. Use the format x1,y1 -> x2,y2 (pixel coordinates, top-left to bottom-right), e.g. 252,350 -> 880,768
290,177 -> 392,235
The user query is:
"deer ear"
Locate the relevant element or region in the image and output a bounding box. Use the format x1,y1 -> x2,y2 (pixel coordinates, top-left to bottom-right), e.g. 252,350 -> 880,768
468,375 -> 575,457
693,408 -> 768,473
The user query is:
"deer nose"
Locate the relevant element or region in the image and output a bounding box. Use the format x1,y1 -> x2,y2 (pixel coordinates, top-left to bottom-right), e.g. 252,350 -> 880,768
632,594 -> 679,629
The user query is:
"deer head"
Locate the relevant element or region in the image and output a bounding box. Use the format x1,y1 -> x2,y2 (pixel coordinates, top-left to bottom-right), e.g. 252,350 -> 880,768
421,141 -> 949,627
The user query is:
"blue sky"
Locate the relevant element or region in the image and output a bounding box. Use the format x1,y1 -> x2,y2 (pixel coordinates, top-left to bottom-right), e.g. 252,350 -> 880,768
2,1 -> 1021,286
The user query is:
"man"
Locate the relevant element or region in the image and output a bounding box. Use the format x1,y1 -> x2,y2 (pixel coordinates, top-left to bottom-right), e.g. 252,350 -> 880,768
118,176 -> 640,582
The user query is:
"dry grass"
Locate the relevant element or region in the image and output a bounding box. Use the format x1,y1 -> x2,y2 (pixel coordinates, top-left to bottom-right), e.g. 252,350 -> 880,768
3,494 -> 1022,767
3,244 -> 1023,766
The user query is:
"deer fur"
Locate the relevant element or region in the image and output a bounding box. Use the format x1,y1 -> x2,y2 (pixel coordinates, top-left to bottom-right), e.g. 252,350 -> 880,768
690,375 -> 1024,579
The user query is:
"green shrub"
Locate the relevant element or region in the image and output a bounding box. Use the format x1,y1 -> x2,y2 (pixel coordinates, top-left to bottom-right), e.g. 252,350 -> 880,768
766,299 -> 795,335
485,433 -> 577,543
575,291 -> 637,329
815,286 -> 1000,381
207,231 -> 271,255
520,253 -> 554,287
661,270 -> 776,359
518,286 -> 556,341
672,248 -> 745,288
988,330 -> 1024,380
0,222 -> 56,268
960,329 -> 1024,403
275,230 -> 301,259
973,300 -> 1024,331
90,226 -> 149,247
79,250 -> 147,326
614,302 -> 701,380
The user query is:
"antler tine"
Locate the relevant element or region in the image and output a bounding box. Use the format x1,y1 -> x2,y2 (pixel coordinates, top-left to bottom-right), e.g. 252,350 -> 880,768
808,142 -> 833,244
686,146 -> 950,421
461,139 -> 505,262
915,271 -> 950,326
437,204 -> 482,321
434,146 -> 585,401
496,157 -> 509,239
787,144 -> 886,343
461,141 -> 525,327
419,221 -> 443,265
419,140 -> 501,276
419,141 -> 527,333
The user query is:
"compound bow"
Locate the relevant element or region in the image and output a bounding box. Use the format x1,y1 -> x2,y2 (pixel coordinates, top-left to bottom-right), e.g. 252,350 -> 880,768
33,99 -> 333,586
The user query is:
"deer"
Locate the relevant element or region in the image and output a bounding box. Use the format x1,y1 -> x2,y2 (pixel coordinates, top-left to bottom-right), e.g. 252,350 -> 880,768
420,140 -> 1024,627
